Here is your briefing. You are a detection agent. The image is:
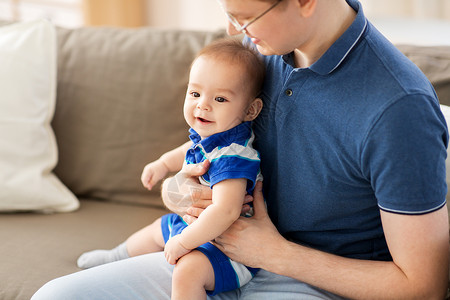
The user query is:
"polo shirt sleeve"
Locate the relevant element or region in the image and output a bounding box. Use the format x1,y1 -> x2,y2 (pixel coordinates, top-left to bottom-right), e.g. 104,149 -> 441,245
361,94 -> 448,214
206,144 -> 261,194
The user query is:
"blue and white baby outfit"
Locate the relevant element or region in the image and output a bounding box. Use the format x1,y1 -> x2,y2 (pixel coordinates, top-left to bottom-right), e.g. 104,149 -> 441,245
161,121 -> 261,295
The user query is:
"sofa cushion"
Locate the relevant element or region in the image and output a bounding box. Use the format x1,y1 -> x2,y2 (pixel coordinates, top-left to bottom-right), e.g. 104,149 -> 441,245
0,20 -> 78,212
396,45 -> 450,106
52,27 -> 226,207
0,199 -> 167,300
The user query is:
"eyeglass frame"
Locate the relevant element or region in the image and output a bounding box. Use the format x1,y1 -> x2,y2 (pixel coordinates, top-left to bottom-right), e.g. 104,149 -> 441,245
217,0 -> 282,34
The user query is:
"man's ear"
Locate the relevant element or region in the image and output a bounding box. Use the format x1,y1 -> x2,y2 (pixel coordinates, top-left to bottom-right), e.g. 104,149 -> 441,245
245,98 -> 263,121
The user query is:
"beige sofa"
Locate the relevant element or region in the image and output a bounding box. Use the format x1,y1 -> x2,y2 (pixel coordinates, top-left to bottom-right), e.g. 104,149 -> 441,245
0,23 -> 449,300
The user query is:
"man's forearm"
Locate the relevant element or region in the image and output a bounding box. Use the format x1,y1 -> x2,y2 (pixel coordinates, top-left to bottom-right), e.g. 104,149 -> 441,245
260,212 -> 448,300
264,240 -> 409,299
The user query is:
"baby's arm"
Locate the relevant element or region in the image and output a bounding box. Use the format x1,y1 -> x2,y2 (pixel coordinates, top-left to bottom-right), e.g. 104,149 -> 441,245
141,141 -> 192,190
164,178 -> 247,264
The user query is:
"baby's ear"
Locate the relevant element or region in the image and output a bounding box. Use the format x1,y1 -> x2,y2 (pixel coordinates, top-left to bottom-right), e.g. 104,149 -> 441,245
245,98 -> 263,121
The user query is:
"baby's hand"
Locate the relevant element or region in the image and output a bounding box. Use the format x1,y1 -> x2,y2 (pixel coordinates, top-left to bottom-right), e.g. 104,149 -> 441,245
164,235 -> 191,265
141,160 -> 169,190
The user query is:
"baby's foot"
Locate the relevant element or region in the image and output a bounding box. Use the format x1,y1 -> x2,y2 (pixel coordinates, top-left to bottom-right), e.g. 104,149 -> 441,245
77,242 -> 129,269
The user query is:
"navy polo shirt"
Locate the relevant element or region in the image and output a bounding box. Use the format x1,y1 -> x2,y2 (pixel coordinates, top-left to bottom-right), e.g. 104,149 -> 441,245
253,0 -> 448,260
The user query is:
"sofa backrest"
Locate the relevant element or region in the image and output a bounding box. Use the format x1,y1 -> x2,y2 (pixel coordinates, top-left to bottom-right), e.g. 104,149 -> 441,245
396,44 -> 450,106
52,26 -> 226,207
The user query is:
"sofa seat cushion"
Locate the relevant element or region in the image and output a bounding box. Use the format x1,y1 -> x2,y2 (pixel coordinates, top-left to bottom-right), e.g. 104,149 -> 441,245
0,200 -> 167,300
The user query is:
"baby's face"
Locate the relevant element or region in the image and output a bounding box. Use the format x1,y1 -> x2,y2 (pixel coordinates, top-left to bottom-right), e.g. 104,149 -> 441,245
184,55 -> 253,139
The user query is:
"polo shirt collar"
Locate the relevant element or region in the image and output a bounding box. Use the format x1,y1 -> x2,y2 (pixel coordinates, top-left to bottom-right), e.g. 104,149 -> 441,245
189,121 -> 252,152
282,0 -> 367,75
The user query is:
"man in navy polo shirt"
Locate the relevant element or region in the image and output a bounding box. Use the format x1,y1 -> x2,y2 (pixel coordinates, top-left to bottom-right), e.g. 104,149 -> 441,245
182,0 -> 449,299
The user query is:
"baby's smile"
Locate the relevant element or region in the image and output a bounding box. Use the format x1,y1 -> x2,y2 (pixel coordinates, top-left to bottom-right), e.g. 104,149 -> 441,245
196,117 -> 213,124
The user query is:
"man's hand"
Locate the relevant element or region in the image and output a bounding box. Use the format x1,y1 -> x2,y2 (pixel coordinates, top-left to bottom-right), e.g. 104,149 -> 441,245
213,181 -> 285,268
161,160 -> 212,217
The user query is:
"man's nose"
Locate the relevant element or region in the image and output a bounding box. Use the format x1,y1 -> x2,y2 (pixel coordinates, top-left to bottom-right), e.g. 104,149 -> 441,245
226,22 -> 242,36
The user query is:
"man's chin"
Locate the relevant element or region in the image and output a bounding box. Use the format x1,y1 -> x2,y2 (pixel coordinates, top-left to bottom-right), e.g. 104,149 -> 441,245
255,44 -> 279,57
255,44 -> 292,57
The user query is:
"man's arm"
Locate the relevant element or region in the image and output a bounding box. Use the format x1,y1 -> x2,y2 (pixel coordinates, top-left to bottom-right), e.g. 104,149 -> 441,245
214,183 -> 449,299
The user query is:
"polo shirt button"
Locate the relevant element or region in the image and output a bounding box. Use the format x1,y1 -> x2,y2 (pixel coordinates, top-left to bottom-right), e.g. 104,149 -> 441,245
285,89 -> 293,96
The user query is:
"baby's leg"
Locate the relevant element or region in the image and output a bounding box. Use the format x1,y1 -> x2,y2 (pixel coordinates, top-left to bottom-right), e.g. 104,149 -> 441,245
77,217 -> 165,269
126,217 -> 165,256
171,250 -> 215,300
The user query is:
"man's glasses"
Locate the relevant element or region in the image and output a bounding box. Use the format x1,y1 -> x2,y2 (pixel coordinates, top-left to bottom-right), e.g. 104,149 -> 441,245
217,0 -> 282,34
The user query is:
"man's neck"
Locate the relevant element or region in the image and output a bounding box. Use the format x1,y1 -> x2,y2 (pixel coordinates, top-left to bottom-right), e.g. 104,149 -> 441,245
294,1 -> 356,68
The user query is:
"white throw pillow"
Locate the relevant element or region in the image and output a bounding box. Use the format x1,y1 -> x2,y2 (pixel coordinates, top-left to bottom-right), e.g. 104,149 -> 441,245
0,20 -> 79,212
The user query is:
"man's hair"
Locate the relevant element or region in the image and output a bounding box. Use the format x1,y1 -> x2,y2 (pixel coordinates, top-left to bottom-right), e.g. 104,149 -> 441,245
194,38 -> 265,98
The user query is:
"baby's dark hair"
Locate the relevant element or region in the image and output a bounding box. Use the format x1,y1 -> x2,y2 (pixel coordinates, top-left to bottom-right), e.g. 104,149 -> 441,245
194,38 -> 265,98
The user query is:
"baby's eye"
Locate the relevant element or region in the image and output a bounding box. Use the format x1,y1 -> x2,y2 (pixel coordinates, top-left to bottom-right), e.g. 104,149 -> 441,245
215,97 -> 227,103
190,91 -> 200,97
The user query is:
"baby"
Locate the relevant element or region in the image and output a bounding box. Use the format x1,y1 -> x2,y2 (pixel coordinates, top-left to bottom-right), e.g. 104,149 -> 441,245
77,38 -> 265,299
